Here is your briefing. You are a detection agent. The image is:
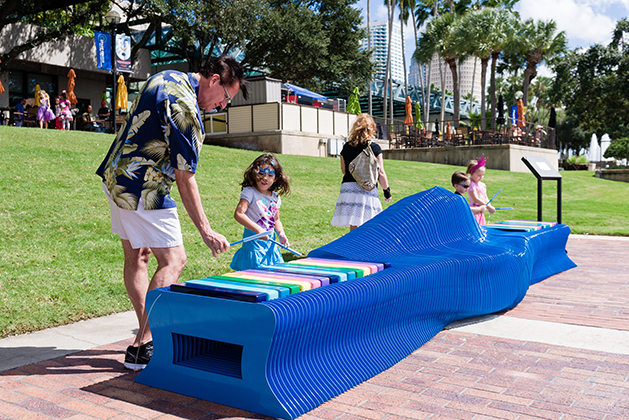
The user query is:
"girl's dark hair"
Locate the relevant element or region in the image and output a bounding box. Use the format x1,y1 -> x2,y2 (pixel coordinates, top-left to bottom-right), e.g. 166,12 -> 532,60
240,153 -> 291,196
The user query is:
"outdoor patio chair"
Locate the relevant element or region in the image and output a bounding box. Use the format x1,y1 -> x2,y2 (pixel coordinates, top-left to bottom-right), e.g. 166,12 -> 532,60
24,107 -> 38,127
419,131 -> 433,147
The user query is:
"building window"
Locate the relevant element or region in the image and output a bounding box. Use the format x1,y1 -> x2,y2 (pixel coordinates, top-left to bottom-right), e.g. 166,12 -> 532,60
7,71 -> 58,106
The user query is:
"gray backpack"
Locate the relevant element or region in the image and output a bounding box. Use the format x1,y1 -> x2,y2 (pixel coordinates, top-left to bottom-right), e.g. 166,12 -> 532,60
349,142 -> 379,191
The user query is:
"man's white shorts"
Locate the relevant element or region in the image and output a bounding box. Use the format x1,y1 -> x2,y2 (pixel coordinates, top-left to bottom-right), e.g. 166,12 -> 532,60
103,184 -> 183,249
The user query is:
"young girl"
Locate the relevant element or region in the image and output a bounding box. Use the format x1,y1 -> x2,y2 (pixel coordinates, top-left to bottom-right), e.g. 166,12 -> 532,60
231,153 -> 291,270
54,96 -> 63,130
466,155 -> 495,226
58,91 -> 74,130
36,90 -> 56,129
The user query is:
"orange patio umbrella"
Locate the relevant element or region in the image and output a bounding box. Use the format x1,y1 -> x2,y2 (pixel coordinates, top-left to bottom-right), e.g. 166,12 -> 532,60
403,96 -> 413,126
67,69 -> 77,105
517,99 -> 525,127
0,60 -> 4,95
116,75 -> 128,110
446,121 -> 452,138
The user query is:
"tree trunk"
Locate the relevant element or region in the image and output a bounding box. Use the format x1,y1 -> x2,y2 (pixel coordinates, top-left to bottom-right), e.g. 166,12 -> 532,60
470,56 -> 477,103
368,0 -> 372,115
412,12 -> 425,127
479,58 -> 488,130
447,58 -> 459,124
490,53 -> 499,131
439,60 -> 445,131
522,50 -> 541,106
401,15 -> 407,97
383,0 -> 393,124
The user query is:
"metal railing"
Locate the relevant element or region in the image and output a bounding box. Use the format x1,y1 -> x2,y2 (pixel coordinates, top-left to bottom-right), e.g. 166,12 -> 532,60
375,116 -> 555,150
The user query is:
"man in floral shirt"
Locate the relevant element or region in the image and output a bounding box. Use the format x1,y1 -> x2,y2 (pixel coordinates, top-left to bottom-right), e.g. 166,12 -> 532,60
96,55 -> 248,370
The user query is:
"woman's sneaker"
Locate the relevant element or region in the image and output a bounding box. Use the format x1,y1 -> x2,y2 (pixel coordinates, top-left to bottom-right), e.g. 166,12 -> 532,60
124,341 -> 153,370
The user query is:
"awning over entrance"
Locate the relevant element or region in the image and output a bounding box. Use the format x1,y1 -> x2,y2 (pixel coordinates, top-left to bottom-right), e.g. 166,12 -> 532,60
283,83 -> 327,100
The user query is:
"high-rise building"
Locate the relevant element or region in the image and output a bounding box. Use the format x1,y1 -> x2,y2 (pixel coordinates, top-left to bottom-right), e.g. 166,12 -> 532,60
409,58 -> 426,87
426,55 -> 483,101
360,20 -> 404,84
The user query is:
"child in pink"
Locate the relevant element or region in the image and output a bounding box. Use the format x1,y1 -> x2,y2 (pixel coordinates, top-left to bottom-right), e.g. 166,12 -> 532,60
466,155 -> 495,225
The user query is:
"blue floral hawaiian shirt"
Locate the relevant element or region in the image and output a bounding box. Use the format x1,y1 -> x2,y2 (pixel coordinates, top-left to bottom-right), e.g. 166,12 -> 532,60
96,71 -> 204,210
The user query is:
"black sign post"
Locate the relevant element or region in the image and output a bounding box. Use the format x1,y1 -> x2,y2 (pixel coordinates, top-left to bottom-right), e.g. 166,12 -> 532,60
521,156 -> 562,224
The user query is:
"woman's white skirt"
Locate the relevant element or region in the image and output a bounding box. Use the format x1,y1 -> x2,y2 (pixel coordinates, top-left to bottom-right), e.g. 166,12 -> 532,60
331,182 -> 382,227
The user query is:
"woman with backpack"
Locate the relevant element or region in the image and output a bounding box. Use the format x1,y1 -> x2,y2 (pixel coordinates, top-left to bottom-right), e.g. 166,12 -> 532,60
331,113 -> 391,231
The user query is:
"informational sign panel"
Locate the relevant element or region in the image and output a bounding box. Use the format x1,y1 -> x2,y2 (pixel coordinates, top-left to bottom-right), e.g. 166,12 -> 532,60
94,31 -> 111,71
522,156 -> 562,180
115,34 -> 132,73
522,156 -> 562,223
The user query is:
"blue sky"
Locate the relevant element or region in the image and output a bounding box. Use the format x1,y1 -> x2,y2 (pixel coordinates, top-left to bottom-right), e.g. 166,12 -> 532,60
352,0 -> 629,77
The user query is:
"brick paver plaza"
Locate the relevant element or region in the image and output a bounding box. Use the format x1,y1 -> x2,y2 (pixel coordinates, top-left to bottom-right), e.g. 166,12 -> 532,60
1,235 -> 628,420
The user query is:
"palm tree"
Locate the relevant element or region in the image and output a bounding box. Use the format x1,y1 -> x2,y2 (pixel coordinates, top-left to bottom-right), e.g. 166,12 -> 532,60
398,0 -> 410,96
516,19 -> 567,107
383,0 -> 395,123
414,0 -> 440,123
458,7 -> 514,130
414,12 -> 465,126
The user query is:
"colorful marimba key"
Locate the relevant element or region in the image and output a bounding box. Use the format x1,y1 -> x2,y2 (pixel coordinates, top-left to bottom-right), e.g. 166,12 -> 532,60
485,220 -> 557,232
171,258 -> 386,302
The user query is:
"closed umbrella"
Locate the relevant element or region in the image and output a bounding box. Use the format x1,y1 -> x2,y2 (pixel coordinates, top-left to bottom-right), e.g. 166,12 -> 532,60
548,106 -> 557,150
496,94 -> 505,125
548,107 -> 557,129
346,87 -> 361,115
414,102 -> 424,130
403,96 -> 413,126
116,75 -> 127,110
35,84 -> 41,106
517,98 -> 525,127
67,69 -> 77,106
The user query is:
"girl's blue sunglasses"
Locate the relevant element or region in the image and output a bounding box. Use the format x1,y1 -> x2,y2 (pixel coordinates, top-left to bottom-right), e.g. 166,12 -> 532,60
258,167 -> 275,177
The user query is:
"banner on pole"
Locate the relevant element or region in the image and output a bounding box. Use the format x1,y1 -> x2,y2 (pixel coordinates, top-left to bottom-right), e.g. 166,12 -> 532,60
115,34 -> 132,73
510,105 -> 518,126
95,31 -> 111,71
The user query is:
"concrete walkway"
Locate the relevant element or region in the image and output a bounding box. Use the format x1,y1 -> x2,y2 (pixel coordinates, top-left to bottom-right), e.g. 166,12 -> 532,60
1,234 -> 628,420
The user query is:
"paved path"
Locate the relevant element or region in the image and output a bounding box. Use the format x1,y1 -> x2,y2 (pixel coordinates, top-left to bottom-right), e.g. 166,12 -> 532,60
1,234 -> 628,420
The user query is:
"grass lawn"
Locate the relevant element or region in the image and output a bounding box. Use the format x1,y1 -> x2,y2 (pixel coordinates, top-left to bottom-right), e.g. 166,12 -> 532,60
1,125 -> 628,337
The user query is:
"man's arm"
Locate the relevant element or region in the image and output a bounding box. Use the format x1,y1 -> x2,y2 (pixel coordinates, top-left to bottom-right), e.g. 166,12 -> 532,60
174,168 -> 230,257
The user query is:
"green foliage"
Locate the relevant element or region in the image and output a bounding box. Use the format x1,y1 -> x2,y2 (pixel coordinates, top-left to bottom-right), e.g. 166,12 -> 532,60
551,18 -> 629,141
603,139 -> 629,161
148,0 -> 267,71
557,115 -> 590,153
241,0 -> 373,93
567,155 -> 589,165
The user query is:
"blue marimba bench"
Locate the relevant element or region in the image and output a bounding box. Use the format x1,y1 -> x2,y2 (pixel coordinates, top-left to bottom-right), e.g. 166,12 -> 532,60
137,186 -> 576,419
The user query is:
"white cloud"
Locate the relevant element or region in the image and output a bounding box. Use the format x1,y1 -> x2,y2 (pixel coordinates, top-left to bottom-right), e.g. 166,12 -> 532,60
517,0 -> 622,48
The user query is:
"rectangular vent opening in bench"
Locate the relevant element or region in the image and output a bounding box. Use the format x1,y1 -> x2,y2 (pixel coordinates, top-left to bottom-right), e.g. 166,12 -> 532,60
172,333 -> 243,379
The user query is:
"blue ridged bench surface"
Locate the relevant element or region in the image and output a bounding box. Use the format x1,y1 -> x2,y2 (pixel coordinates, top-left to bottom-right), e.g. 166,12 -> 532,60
137,186 -> 576,419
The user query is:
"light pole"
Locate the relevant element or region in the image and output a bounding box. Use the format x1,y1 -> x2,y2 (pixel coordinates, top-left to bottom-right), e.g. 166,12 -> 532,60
105,9 -> 121,135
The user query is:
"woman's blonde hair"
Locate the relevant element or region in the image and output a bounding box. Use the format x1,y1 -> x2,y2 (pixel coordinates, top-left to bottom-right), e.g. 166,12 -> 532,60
348,113 -> 376,146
